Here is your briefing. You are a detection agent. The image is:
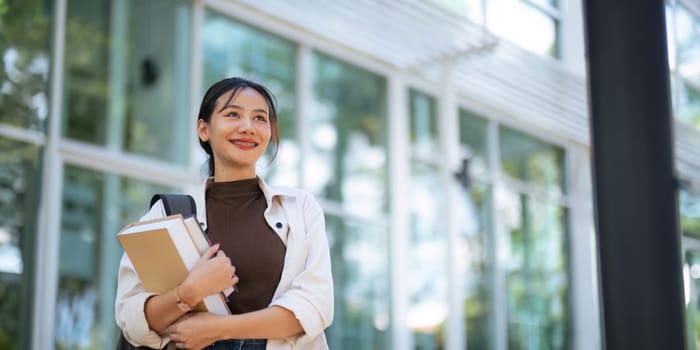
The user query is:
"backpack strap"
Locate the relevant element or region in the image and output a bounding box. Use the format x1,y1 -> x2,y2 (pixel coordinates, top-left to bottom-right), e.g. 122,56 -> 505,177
149,194 -> 197,217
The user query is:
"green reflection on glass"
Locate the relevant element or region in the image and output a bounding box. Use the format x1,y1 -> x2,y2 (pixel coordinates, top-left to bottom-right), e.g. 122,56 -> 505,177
324,215 -> 390,350
684,249 -> 700,350
0,137 -> 40,350
63,0 -> 191,165
460,109 -> 490,179
678,81 -> 700,130
202,11 -> 298,186
309,53 -> 388,214
500,125 -> 565,195
409,90 -> 438,157
681,190 -> 700,239
0,0 -> 51,131
409,161 -> 447,349
502,191 -> 569,350
55,165 -> 172,350
459,182 -> 494,350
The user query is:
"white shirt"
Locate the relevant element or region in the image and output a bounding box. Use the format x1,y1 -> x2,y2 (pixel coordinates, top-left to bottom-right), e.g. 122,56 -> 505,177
115,177 -> 334,349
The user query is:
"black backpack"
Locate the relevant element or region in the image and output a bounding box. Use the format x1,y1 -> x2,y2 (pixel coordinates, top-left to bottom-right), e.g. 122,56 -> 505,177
115,194 -> 196,350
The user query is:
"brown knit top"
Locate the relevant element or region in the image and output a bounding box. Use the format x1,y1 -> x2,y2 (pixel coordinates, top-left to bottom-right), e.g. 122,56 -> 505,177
205,178 -> 286,314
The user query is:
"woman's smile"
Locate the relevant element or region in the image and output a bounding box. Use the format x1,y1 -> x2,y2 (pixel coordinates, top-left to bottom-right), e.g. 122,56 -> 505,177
230,138 -> 258,149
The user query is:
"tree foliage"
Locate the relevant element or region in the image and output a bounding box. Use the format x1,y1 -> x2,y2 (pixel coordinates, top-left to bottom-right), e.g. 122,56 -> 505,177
0,0 -> 51,130
0,1 -> 50,349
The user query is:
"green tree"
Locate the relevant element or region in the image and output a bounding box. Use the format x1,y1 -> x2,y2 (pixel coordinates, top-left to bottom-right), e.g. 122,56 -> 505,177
0,1 -> 50,349
0,0 -> 51,129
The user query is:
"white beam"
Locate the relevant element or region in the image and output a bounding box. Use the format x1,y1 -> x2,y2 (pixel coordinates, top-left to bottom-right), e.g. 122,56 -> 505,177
60,139 -> 199,188
32,0 -> 66,348
568,145 -> 602,350
439,61 -> 465,350
388,72 -> 412,350
488,120 -> 508,350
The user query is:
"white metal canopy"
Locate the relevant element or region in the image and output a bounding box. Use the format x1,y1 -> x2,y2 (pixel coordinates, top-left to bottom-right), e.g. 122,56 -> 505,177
237,0 -> 700,186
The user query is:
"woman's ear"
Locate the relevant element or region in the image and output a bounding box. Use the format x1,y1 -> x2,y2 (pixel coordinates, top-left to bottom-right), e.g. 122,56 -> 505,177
197,119 -> 209,142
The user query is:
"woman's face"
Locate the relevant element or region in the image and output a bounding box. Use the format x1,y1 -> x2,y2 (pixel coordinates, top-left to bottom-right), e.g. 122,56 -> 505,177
198,87 -> 271,177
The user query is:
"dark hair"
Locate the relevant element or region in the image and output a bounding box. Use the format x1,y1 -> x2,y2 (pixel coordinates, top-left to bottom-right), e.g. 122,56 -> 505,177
197,77 -> 280,176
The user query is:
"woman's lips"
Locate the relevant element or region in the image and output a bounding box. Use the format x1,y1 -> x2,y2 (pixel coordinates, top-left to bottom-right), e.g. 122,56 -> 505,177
230,139 -> 257,149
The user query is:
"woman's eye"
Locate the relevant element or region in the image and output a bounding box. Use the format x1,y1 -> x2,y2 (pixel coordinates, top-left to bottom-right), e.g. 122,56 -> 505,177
255,115 -> 267,122
227,112 -> 239,118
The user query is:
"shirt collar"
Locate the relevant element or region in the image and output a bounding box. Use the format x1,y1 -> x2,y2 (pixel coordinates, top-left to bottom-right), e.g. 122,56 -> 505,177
193,176 -> 297,231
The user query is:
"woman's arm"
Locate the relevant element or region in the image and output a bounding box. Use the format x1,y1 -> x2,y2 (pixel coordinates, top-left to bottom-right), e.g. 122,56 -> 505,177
166,306 -> 302,349
269,191 -> 334,339
223,305 -> 303,339
145,244 -> 238,332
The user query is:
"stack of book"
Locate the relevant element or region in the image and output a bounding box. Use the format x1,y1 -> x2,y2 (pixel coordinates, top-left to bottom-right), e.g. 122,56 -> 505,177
118,214 -> 232,315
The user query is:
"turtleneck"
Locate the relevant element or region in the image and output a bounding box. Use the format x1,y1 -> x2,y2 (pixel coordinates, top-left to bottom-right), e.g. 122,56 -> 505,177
205,178 -> 286,314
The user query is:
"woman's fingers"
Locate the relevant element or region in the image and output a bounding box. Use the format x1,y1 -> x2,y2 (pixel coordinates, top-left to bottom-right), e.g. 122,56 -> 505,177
188,243 -> 238,295
193,259 -> 236,294
167,313 -> 215,350
201,243 -> 220,260
167,325 -> 180,341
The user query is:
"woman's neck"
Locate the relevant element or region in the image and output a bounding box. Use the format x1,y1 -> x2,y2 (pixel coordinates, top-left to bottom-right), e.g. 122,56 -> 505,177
213,167 -> 257,182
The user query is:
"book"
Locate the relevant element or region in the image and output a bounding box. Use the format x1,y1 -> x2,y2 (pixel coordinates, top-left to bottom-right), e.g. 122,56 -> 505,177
182,217 -> 236,297
118,214 -> 231,315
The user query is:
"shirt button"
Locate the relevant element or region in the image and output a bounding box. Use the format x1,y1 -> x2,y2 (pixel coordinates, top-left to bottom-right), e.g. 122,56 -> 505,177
276,222 -> 283,229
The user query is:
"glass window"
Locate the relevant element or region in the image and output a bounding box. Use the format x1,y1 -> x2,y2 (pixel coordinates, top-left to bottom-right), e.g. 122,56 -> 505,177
459,109 -> 490,178
681,190 -> 700,239
459,182 -> 494,350
305,53 -> 388,349
500,125 -> 566,195
678,81 -> 700,130
683,249 -> 700,350
63,0 -> 191,165
0,0 -> 51,131
499,189 -> 569,350
409,90 -> 438,160
667,4 -> 677,70
457,108 -> 495,349
487,0 -> 559,57
325,215 -> 390,350
671,73 -> 681,114
683,190 -> 700,347
409,161 -> 447,349
428,0 -> 485,24
202,11 -> 298,186
308,53 -> 388,216
408,91 -> 447,349
675,5 -> 700,86
529,0 -> 557,8
54,165 -> 172,349
0,138 -> 40,350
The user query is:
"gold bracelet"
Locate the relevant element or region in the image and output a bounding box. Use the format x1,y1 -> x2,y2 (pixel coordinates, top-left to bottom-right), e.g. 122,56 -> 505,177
175,283 -> 193,312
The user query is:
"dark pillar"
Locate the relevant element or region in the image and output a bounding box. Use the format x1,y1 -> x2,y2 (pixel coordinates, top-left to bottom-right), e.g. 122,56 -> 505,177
582,1 -> 686,349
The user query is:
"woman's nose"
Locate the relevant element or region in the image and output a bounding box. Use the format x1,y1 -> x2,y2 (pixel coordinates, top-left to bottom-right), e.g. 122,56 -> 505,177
238,117 -> 254,133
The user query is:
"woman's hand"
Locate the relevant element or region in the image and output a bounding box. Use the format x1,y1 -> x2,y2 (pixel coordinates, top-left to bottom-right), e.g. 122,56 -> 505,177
179,244 -> 238,306
167,312 -> 225,350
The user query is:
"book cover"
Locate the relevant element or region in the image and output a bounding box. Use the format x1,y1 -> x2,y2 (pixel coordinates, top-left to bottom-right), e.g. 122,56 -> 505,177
118,214 -> 231,315
182,217 -> 236,297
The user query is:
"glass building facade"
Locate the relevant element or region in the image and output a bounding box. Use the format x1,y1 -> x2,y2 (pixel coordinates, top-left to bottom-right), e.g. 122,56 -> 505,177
1,0 -> 700,349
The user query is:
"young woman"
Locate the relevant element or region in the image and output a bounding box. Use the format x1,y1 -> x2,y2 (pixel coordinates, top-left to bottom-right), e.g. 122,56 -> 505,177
115,77 -> 334,350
